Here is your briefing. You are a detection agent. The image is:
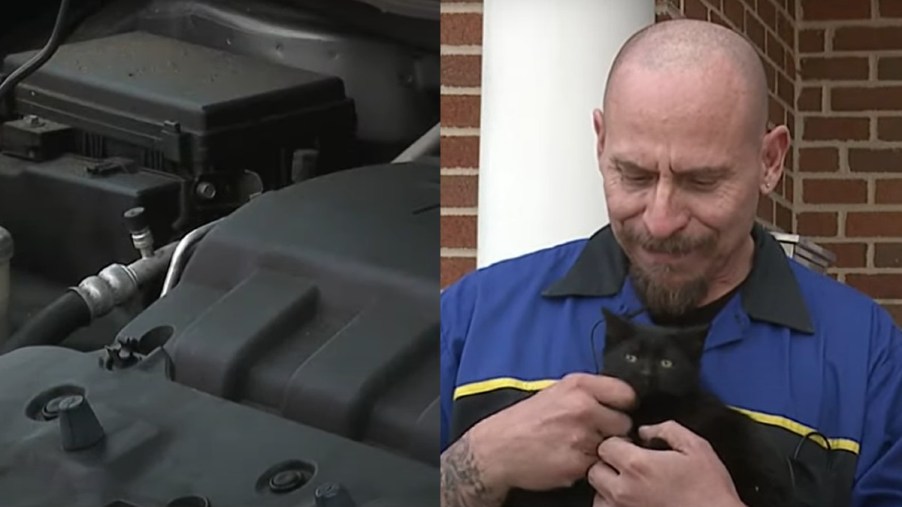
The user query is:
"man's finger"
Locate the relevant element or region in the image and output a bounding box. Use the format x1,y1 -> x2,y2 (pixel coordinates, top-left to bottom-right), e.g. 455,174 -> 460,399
637,420 -> 700,453
585,403 -> 632,438
593,495 -> 614,507
596,436 -> 643,472
586,459 -> 619,497
570,374 -> 637,411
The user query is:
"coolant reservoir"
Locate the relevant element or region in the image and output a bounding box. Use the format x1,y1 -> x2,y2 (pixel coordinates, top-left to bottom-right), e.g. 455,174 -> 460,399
0,226 -> 11,345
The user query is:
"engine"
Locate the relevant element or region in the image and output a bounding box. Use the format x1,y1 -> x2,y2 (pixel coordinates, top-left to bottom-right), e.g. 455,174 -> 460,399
0,1 -> 439,505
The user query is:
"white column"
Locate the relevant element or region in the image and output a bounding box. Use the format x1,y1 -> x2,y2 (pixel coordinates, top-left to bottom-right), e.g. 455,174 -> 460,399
477,0 -> 655,268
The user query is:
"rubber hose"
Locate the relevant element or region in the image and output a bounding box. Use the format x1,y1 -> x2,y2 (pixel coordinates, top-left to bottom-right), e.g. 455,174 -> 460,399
0,290 -> 90,354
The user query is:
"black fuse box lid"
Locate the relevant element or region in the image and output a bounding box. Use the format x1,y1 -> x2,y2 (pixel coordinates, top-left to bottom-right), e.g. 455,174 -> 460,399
2,31 -> 348,133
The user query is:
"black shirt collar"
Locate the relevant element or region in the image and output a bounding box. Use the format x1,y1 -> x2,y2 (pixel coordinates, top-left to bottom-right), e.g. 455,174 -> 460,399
541,222 -> 815,334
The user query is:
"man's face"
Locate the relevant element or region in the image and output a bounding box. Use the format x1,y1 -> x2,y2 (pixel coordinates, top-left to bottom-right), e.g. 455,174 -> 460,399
595,64 -> 777,317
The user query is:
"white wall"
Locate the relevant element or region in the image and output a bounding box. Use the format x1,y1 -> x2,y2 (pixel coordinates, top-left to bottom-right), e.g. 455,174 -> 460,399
477,0 -> 655,267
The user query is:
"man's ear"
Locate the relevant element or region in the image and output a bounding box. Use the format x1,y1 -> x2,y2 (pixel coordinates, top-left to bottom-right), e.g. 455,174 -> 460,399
593,108 -> 606,163
760,124 -> 789,195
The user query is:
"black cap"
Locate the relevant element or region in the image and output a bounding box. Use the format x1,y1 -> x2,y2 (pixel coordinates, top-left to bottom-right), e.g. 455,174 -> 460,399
0,226 -> 12,262
58,395 -> 105,451
315,482 -> 355,507
123,207 -> 149,233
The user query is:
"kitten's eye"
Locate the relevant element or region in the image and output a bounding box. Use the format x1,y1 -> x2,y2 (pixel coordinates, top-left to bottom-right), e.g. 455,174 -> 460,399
625,354 -> 638,363
660,359 -> 673,368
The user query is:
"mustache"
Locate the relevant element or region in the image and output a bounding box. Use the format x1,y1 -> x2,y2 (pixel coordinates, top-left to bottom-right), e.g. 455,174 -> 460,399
621,226 -> 715,255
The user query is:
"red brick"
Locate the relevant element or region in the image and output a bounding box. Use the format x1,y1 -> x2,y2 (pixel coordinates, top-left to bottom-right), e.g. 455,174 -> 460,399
441,215 -> 477,248
834,27 -> 902,51
441,13 -> 483,46
801,0 -> 870,20
848,148 -> 902,173
441,175 -> 478,208
777,72 -> 794,105
797,87 -> 822,111
766,32 -> 785,69
758,0 -> 778,26
769,95 -> 785,127
846,274 -> 902,299
777,12 -> 793,50
441,136 -> 480,168
803,117 -> 870,140
787,111 -> 796,135
441,55 -> 481,87
684,0 -> 708,20
441,95 -> 481,128
784,174 -> 795,200
875,179 -> 902,203
785,53 -> 797,79
757,193 -> 775,223
803,178 -> 868,203
746,12 -> 766,52
799,29 -> 825,53
877,118 -> 902,141
776,201 -> 792,232
441,256 -> 476,289
847,212 -> 902,237
877,57 -> 902,80
710,11 -> 731,29
722,0 -> 744,28
797,212 -> 838,236
880,0 -> 902,17
819,242 -> 868,268
764,60 -> 777,90
798,147 -> 839,172
801,57 -> 869,80
833,86 -> 902,111
874,243 -> 902,268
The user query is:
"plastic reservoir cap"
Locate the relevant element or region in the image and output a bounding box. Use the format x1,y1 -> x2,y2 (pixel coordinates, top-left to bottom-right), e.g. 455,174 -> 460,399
0,226 -> 12,263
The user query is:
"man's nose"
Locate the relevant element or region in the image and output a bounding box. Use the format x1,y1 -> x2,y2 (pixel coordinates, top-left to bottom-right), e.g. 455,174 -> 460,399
643,182 -> 689,239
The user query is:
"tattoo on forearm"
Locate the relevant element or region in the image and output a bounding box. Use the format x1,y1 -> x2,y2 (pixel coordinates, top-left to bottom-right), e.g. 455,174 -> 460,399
441,432 -> 505,507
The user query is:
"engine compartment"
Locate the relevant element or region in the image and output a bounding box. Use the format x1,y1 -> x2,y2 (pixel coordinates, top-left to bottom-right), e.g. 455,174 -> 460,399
0,0 -> 438,503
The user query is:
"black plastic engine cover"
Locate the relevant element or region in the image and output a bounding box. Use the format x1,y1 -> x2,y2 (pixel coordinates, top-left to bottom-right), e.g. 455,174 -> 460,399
117,161 -> 440,466
0,346 -> 437,507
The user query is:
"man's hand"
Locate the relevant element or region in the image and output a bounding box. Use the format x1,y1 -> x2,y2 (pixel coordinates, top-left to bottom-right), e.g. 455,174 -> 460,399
440,373 -> 635,507
587,420 -> 745,507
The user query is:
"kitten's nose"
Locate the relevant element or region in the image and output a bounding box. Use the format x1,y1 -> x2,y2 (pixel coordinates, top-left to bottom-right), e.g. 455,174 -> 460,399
640,367 -> 652,377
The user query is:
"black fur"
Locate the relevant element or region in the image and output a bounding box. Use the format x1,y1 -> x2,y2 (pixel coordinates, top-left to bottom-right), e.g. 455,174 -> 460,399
600,308 -> 795,507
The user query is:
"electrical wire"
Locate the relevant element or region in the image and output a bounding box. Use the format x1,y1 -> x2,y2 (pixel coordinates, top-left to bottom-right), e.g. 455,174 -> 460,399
0,0 -> 72,103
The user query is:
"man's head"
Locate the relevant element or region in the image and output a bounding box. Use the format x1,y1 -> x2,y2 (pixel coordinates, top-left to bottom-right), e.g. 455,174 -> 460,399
593,19 -> 789,319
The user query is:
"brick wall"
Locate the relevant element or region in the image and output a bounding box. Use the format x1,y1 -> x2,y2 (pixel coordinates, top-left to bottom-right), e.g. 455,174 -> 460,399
439,1 -> 902,326
796,0 -> 902,323
440,1 -> 481,289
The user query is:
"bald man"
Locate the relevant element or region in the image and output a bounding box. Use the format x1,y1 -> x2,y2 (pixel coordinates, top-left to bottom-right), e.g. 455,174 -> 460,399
440,18 -> 902,507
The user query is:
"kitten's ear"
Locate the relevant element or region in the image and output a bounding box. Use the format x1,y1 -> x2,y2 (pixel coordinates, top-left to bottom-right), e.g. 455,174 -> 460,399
679,326 -> 709,360
602,308 -> 632,346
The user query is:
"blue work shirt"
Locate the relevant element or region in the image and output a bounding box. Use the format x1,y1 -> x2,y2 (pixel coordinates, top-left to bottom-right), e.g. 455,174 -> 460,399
440,224 -> 902,507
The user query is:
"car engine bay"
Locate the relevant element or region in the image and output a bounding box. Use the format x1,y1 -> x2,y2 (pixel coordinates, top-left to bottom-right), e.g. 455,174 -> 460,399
0,0 -> 439,505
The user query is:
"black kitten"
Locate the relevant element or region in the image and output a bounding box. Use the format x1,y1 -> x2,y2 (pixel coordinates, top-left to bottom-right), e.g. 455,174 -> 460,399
600,308 -> 795,507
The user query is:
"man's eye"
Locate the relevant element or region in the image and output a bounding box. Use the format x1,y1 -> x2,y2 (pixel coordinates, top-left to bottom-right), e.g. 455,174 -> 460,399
623,173 -> 654,184
687,175 -> 720,190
